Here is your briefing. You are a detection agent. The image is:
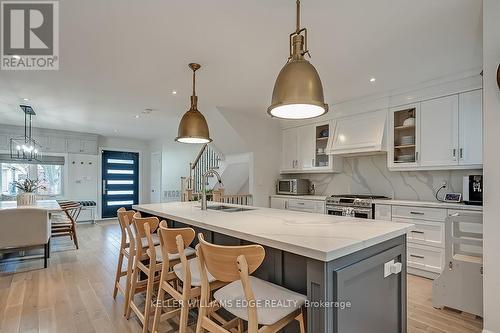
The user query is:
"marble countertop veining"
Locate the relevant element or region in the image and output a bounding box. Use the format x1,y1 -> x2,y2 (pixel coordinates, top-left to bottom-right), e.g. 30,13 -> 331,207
270,194 -> 328,201
373,199 -> 483,211
133,202 -> 412,262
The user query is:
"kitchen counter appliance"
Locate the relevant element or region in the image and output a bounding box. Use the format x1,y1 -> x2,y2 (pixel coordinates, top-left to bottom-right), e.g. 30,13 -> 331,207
277,178 -> 310,195
326,194 -> 390,219
463,175 -> 483,206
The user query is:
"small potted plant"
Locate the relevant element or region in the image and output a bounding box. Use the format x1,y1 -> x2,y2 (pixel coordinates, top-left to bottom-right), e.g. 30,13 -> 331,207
14,179 -> 44,206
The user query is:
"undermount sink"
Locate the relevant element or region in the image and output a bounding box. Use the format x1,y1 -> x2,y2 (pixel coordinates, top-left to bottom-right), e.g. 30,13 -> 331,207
205,205 -> 255,213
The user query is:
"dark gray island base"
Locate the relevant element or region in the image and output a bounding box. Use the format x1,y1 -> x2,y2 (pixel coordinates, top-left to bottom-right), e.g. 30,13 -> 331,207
139,212 -> 407,333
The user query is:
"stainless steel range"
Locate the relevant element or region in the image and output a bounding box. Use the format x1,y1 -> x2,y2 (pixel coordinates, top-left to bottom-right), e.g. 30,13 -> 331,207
326,195 -> 390,219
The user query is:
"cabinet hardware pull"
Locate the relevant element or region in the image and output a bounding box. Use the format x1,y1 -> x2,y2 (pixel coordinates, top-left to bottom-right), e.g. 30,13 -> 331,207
452,148 -> 456,159
410,254 -> 425,259
312,158 -> 315,167
410,211 -> 424,215
459,148 -> 463,159
415,151 -> 419,162
449,261 -> 453,270
411,230 -> 425,234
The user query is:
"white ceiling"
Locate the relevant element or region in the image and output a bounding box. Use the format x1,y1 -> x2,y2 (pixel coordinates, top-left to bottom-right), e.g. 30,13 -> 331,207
0,0 -> 482,140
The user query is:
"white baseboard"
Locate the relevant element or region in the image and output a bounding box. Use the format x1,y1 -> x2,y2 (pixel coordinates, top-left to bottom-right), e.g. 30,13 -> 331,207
483,329 -> 495,333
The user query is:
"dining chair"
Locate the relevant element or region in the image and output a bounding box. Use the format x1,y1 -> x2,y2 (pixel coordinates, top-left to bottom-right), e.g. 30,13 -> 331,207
51,200 -> 81,249
150,221 -> 225,333
196,234 -> 307,333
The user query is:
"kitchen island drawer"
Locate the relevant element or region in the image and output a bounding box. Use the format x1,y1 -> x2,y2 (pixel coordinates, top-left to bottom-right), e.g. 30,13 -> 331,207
407,244 -> 444,274
393,217 -> 444,248
392,205 -> 446,221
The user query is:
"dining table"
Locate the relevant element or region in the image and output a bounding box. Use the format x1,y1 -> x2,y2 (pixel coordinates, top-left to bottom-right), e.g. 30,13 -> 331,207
0,199 -> 62,212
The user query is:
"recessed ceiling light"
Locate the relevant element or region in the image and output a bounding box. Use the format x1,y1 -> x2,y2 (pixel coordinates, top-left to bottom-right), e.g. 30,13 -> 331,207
369,77 -> 376,83
142,108 -> 153,114
113,129 -> 118,133
172,90 -> 177,95
12,55 -> 20,60
135,114 -> 140,119
22,98 -> 29,101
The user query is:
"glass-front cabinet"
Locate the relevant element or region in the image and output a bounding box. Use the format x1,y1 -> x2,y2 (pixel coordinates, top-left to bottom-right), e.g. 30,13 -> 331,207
281,121 -> 343,173
389,104 -> 420,168
314,123 -> 330,168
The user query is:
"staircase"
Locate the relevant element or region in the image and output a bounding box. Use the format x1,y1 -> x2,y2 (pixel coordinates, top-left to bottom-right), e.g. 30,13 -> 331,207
180,144 -> 252,205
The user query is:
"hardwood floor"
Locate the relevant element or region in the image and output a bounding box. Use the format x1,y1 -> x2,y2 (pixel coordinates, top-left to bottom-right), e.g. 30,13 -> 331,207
0,221 -> 483,333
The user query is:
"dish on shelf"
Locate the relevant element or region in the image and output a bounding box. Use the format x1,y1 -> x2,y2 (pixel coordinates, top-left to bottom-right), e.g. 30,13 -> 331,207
395,154 -> 415,162
402,117 -> 416,127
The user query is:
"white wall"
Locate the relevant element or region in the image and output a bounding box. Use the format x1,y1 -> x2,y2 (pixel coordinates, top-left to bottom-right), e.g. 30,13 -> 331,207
482,1 -> 500,332
217,110 -> 281,207
149,137 -> 200,202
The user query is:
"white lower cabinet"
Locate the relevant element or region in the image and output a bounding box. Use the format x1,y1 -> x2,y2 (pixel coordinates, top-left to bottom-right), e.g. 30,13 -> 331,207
270,197 -> 289,210
376,202 -> 482,279
270,196 -> 325,214
407,243 -> 444,275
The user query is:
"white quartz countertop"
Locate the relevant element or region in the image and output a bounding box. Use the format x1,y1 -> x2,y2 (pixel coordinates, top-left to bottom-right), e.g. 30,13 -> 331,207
270,194 -> 328,201
373,199 -> 483,211
133,202 -> 412,262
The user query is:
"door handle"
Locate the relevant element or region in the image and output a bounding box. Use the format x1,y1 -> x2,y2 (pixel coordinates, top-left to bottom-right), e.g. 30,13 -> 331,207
102,180 -> 107,195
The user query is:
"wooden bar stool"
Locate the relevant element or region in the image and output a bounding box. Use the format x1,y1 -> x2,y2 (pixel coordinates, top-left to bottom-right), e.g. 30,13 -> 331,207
150,221 -> 225,333
126,214 -> 164,332
113,208 -> 161,315
196,234 -> 307,333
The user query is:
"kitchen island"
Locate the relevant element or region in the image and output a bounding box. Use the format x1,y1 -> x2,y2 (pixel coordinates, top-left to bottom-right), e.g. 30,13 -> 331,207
133,201 -> 413,333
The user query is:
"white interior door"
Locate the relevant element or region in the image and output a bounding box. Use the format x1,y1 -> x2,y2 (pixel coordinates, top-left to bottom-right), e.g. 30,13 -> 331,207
150,151 -> 162,203
420,95 -> 459,167
459,90 -> 483,165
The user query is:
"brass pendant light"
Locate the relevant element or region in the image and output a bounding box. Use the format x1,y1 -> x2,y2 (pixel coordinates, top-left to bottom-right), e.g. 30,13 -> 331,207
267,0 -> 328,119
175,63 -> 212,144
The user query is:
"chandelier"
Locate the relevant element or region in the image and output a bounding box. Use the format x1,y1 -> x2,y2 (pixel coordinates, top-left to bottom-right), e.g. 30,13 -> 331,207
10,105 -> 43,162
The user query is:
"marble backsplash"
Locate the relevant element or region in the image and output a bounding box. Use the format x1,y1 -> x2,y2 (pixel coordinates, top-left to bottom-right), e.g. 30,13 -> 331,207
296,155 -> 482,201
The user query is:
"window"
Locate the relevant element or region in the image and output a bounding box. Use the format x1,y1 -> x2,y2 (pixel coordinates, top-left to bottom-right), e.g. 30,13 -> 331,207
1,162 -> 63,196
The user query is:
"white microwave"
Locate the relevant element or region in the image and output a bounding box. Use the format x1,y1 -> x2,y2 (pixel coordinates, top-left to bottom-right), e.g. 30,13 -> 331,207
277,179 -> 310,195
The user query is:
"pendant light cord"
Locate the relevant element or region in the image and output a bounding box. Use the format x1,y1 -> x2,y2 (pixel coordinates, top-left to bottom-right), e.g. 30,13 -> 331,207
296,0 -> 300,33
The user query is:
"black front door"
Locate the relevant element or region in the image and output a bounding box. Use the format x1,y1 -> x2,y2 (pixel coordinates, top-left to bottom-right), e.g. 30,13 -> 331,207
101,150 -> 139,218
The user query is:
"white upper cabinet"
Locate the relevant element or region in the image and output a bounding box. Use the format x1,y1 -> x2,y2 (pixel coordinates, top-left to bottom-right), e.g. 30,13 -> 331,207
80,139 -> 98,154
41,136 -> 66,153
0,134 -> 8,151
67,138 -> 98,154
66,138 -> 82,153
420,95 -> 459,167
282,127 -> 298,171
388,90 -> 483,171
459,90 -> 482,165
297,125 -> 315,169
329,110 -> 387,155
281,121 -> 342,173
